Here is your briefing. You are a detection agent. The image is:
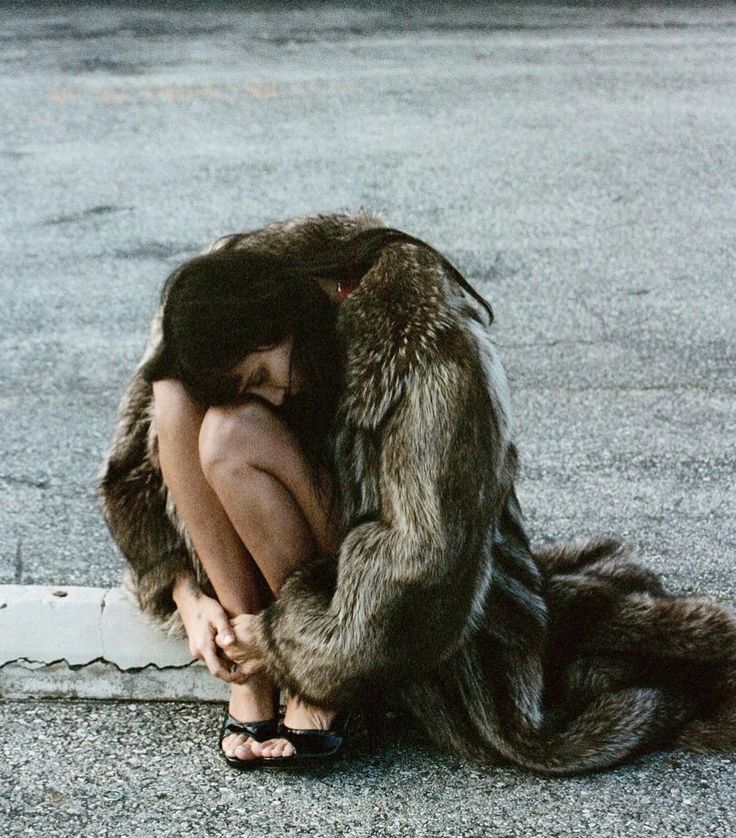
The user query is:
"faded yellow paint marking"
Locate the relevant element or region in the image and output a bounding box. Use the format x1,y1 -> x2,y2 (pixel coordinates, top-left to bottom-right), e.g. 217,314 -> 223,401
50,81 -> 365,106
243,83 -> 280,99
100,90 -> 132,105
50,87 -> 78,104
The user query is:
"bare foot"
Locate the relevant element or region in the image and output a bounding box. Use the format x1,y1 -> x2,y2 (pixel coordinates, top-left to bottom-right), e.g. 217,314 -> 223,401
221,672 -> 278,763
250,693 -> 335,759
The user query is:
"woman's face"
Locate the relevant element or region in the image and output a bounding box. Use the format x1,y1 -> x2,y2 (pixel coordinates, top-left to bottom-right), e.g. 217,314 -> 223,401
232,336 -> 302,406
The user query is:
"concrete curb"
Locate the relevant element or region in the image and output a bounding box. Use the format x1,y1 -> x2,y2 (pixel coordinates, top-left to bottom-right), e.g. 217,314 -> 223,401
0,585 -> 228,702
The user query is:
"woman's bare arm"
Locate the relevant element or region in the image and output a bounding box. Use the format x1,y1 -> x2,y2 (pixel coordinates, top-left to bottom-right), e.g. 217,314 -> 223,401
153,379 -> 266,617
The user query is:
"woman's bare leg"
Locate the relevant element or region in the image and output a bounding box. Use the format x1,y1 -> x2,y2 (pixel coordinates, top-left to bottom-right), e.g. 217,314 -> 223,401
153,380 -> 278,762
198,399 -> 341,582
199,398 -> 342,758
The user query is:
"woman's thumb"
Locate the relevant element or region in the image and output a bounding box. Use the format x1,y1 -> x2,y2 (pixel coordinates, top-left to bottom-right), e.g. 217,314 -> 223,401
213,616 -> 235,647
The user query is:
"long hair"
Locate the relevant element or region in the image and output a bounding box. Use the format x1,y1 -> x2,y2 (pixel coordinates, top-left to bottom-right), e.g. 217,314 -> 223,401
142,249 -> 344,506
141,226 -> 491,509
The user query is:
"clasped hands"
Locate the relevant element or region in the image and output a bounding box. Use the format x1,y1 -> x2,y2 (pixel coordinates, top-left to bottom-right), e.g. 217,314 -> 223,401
177,588 -> 265,683
215,612 -> 265,679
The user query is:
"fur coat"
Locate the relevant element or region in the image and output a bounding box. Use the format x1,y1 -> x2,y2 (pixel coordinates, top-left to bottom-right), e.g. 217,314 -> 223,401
100,212 -> 736,773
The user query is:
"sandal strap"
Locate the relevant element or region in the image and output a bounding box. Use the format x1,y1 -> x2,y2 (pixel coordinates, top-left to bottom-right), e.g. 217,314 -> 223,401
278,713 -> 351,757
281,712 -> 351,738
220,714 -> 278,742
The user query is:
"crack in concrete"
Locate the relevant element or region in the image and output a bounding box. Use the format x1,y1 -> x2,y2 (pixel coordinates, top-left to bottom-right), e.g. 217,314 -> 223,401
99,588 -> 110,659
580,298 -> 610,339
1,656 -> 200,675
14,540 -> 23,584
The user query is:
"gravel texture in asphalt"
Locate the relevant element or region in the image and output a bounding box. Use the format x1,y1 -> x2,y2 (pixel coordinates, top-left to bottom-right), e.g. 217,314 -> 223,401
2,700 -> 735,838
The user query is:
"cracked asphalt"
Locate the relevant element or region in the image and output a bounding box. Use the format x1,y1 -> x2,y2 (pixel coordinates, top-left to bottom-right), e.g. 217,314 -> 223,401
1,2 -> 734,836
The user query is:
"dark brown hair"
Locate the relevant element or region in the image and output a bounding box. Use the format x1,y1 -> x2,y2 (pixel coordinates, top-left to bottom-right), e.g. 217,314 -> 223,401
142,227 -> 491,505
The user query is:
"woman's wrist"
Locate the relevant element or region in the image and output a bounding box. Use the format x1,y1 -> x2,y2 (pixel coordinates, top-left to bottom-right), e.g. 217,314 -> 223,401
172,573 -> 201,611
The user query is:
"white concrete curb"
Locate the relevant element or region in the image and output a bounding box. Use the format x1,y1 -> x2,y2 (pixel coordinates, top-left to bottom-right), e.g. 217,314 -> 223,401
0,585 -> 228,702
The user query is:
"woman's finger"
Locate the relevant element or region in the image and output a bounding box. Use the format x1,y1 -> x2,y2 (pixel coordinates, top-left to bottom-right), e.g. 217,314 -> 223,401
211,612 -> 235,647
238,658 -> 265,678
218,641 -> 248,666
201,641 -> 235,682
214,631 -> 235,650
230,613 -> 255,630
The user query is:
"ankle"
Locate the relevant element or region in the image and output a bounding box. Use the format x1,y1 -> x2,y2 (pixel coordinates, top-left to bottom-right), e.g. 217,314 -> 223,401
236,671 -> 273,695
229,676 -> 277,719
283,693 -> 336,729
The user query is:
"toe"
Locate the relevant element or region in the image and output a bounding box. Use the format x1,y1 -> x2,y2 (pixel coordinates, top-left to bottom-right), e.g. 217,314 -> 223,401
253,736 -> 281,758
222,733 -> 243,757
267,737 -> 294,759
233,737 -> 256,761
261,740 -> 278,757
270,739 -> 292,758
249,739 -> 266,757
270,740 -> 284,758
253,736 -> 277,757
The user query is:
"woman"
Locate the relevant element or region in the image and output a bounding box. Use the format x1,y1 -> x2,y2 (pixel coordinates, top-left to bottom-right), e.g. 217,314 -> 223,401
103,213 -> 736,775
100,212 -> 429,767
156,254 -> 356,766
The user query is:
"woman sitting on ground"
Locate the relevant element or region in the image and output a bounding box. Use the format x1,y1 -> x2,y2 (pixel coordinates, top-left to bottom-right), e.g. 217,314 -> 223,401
103,241 -> 359,766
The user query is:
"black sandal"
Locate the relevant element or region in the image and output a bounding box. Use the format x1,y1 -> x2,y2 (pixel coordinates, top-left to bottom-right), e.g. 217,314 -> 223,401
261,713 -> 352,765
219,713 -> 280,770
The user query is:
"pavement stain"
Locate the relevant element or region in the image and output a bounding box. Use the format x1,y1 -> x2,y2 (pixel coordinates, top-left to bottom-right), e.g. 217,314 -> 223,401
113,242 -> 200,261
0,474 -> 50,490
15,540 -> 22,584
60,58 -> 150,76
3,20 -> 231,43
44,205 -> 135,226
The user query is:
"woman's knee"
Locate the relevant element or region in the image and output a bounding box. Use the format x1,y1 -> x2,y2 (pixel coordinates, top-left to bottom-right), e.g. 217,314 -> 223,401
152,379 -> 205,440
198,399 -> 286,483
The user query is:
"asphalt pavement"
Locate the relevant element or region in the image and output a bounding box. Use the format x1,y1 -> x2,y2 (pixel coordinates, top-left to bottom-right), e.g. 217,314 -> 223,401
1,2 -> 734,836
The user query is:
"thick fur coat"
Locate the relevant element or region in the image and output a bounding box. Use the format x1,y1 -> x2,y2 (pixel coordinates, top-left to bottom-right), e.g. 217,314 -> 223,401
100,212 -> 736,774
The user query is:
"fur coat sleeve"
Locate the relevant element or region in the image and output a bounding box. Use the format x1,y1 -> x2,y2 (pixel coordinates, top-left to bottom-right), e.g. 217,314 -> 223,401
251,237 -> 535,707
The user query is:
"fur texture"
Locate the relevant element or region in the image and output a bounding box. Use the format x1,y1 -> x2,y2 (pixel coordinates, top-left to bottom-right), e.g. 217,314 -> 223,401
100,212 -> 736,773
